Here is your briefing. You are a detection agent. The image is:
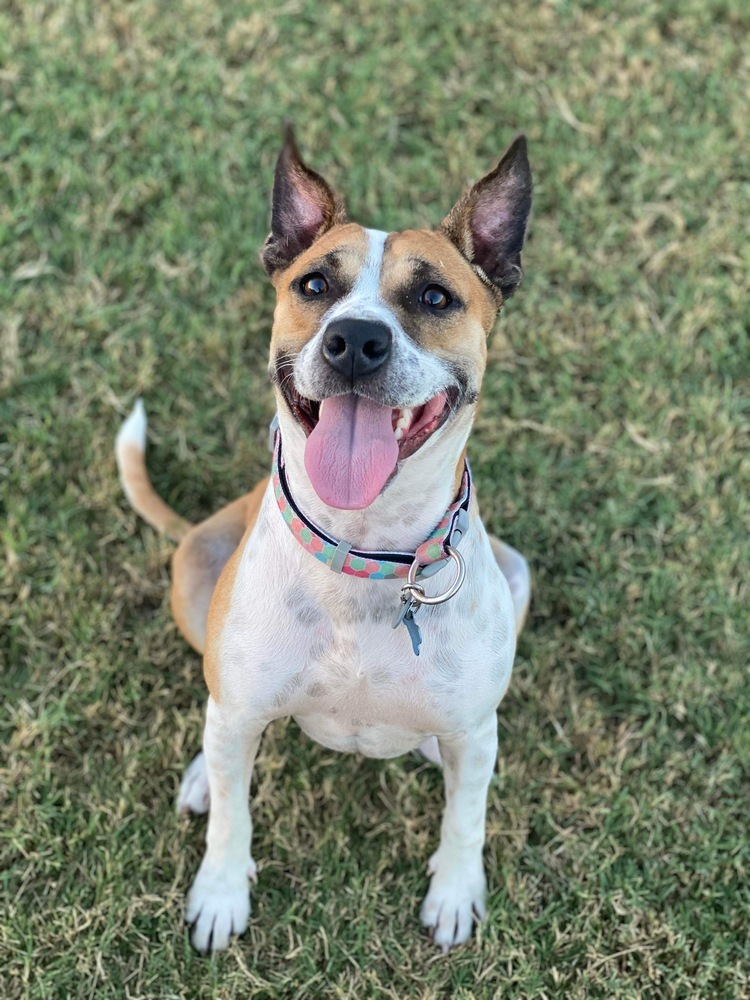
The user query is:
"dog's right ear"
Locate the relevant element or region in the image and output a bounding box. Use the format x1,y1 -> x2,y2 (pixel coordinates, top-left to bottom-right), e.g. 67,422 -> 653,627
261,127 -> 346,276
440,136 -> 532,301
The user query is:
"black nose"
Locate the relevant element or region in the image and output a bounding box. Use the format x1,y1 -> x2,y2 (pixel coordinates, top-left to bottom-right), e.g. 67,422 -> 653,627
321,318 -> 392,379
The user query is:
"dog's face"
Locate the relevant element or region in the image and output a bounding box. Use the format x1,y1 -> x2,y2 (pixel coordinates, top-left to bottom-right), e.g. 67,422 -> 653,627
264,130 -> 532,510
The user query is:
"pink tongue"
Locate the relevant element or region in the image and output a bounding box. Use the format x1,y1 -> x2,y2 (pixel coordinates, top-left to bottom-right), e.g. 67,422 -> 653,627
304,394 -> 399,509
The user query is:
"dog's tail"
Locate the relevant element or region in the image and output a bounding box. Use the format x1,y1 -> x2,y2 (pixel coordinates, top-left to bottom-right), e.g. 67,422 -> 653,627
115,400 -> 192,542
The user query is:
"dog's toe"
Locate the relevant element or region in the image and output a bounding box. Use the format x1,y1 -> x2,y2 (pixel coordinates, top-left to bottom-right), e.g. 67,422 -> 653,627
185,865 -> 251,954
420,855 -> 487,952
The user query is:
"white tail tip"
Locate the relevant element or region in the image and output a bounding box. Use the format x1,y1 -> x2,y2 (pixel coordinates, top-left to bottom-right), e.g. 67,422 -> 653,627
116,398 -> 147,456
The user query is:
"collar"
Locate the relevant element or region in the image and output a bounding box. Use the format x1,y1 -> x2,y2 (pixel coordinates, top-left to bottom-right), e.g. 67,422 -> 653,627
270,425 -> 471,581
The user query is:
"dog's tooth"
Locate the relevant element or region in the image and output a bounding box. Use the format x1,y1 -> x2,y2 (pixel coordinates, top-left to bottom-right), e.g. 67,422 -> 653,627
396,407 -> 413,430
394,426 -> 404,442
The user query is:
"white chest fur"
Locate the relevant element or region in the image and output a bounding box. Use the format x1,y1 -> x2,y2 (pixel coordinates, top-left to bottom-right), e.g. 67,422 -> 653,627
214,486 -> 516,758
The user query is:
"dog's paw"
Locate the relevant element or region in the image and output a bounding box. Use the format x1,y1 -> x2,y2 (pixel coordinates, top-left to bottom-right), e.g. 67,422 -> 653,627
185,864 -> 253,953
420,851 -> 487,952
177,752 -> 210,816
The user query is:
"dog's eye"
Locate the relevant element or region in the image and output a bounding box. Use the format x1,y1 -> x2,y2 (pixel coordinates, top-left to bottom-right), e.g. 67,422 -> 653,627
300,273 -> 329,296
420,284 -> 452,310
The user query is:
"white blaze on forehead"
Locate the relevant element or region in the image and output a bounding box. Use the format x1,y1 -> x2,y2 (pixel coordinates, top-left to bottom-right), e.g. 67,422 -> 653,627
339,227 -> 389,312
361,228 -> 389,285
315,227 -> 392,328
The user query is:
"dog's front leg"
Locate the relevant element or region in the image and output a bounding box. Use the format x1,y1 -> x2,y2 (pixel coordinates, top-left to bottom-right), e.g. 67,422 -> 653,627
185,697 -> 265,953
420,713 -> 499,952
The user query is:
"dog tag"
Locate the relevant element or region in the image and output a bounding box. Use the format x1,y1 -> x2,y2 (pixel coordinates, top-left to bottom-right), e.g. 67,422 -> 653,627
402,611 -> 422,657
392,595 -> 422,656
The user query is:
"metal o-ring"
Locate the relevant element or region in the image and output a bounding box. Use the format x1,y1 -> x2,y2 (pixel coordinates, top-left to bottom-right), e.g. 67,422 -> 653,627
404,545 -> 466,606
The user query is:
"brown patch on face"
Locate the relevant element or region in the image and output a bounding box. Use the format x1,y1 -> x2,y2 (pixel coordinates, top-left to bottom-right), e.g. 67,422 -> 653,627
453,444 -> 468,498
380,229 -> 498,397
269,223 -> 369,360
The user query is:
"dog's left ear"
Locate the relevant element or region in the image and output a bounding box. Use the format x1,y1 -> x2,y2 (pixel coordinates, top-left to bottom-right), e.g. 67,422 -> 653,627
261,126 -> 346,276
440,136 -> 532,300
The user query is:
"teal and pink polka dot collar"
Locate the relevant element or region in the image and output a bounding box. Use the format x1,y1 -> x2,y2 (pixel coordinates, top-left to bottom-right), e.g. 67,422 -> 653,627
271,429 -> 471,581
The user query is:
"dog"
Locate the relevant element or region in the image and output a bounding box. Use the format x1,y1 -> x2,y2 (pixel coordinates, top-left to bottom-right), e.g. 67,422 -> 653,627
116,128 -> 532,954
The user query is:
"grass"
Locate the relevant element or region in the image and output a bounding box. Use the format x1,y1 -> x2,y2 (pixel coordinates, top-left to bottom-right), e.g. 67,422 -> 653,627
1,0 -> 749,996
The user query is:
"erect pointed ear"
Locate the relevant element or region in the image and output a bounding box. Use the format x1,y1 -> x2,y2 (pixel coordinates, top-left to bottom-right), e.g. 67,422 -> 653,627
440,136 -> 532,301
261,126 -> 346,276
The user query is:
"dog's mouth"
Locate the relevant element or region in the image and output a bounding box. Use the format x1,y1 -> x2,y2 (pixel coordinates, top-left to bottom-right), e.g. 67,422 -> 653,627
278,372 -> 458,510
283,387 -> 456,459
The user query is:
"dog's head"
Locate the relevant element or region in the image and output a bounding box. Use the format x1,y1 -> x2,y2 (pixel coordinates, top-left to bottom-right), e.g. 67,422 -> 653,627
264,128 -> 532,511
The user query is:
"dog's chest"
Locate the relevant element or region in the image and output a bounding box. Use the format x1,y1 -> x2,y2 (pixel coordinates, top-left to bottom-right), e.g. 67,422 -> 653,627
218,507 -> 516,758
287,614 -> 451,756
224,587 -> 512,759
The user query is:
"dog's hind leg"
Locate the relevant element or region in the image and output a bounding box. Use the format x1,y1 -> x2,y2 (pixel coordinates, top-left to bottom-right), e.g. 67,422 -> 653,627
171,478 -> 268,655
416,736 -> 443,767
489,536 -> 531,636
177,751 -> 210,815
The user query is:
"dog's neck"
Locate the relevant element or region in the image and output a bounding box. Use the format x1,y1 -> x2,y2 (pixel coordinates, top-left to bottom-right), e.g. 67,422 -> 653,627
275,404 -> 476,553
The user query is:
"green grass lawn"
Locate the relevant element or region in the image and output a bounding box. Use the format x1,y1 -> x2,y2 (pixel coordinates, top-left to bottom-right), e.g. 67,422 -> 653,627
2,1 -> 749,996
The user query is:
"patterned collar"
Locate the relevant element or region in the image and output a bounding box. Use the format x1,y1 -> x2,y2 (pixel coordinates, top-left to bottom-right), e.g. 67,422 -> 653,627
271,428 -> 471,581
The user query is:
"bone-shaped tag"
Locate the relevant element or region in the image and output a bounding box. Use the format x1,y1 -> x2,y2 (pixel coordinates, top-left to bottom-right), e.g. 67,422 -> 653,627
393,595 -> 422,656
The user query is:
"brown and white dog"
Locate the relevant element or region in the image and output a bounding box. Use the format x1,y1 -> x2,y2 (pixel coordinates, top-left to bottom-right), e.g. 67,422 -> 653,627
116,129 -> 533,954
